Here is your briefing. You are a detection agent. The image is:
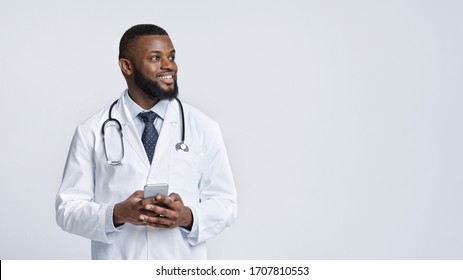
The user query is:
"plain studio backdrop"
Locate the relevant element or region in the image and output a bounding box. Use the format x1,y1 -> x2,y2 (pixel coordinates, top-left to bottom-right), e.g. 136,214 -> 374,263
0,0 -> 462,259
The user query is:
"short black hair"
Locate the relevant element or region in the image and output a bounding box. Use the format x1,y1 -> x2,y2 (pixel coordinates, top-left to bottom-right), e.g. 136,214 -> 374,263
119,24 -> 169,59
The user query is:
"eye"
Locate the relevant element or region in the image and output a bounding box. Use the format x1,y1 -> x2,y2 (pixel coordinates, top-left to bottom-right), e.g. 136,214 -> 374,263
169,55 -> 175,61
150,56 -> 160,61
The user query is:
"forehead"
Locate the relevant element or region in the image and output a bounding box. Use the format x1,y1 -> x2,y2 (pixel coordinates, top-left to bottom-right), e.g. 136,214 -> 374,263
130,35 -> 175,57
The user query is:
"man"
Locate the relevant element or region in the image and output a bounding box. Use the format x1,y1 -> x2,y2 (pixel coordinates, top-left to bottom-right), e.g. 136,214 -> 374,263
55,24 -> 237,259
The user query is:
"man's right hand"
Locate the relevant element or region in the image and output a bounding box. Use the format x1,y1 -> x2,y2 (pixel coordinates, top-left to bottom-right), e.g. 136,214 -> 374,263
113,190 -> 148,226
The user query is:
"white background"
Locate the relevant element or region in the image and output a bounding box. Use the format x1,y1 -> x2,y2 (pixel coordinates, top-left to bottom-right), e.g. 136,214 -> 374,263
0,0 -> 462,259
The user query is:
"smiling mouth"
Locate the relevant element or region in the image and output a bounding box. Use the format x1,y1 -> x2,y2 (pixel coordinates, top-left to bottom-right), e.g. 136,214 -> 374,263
158,75 -> 174,83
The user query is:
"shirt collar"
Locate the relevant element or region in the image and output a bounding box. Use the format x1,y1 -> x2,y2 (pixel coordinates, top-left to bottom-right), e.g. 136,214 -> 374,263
123,90 -> 169,121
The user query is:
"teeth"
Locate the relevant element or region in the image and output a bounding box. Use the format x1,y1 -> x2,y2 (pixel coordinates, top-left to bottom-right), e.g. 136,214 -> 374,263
160,75 -> 173,79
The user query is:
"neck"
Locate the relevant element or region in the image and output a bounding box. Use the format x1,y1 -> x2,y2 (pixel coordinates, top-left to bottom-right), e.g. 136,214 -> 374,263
127,87 -> 158,110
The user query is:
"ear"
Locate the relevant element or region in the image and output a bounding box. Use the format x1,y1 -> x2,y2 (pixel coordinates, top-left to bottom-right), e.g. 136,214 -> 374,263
118,58 -> 133,76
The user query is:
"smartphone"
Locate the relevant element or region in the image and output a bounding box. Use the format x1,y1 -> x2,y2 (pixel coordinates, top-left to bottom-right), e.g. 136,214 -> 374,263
144,183 -> 169,199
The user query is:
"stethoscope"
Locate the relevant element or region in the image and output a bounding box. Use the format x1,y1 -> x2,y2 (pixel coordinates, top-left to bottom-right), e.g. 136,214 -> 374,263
101,97 -> 189,165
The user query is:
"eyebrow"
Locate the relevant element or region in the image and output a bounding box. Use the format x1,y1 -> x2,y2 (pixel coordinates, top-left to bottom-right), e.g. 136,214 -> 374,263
148,49 -> 176,54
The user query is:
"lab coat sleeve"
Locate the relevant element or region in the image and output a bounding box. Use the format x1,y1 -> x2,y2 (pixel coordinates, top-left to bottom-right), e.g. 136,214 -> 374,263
55,125 -> 119,244
186,123 -> 237,245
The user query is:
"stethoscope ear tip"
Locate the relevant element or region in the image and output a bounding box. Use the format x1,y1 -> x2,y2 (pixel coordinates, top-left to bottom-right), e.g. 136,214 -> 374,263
175,142 -> 189,152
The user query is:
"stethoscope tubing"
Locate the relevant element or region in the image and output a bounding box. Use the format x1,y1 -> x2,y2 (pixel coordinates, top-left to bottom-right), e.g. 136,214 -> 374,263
101,97 -> 188,165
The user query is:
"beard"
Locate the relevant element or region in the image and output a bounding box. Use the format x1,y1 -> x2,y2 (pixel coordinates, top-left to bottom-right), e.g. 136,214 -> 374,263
133,68 -> 179,100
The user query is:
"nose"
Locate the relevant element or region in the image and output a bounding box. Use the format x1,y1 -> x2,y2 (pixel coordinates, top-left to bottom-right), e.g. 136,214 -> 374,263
160,57 -> 176,70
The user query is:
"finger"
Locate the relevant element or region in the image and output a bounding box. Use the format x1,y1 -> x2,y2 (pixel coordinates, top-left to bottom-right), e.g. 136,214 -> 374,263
140,195 -> 163,206
143,195 -> 174,210
141,208 -> 161,217
169,192 -> 181,202
142,215 -> 174,227
139,214 -> 160,225
141,204 -> 172,219
152,205 -> 179,220
158,195 -> 175,208
133,190 -> 144,198
142,199 -> 170,212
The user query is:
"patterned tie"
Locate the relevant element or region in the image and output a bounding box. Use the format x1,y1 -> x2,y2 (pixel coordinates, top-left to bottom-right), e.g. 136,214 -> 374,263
138,111 -> 158,164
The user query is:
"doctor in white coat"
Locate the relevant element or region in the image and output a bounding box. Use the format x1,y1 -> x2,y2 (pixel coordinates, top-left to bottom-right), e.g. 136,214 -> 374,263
55,24 -> 237,259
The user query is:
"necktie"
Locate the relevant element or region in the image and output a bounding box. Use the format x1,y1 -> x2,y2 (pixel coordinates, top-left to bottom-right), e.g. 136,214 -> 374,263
138,111 -> 158,164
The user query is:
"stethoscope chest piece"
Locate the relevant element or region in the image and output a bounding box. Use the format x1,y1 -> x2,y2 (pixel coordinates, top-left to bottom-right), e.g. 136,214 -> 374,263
176,142 -> 189,152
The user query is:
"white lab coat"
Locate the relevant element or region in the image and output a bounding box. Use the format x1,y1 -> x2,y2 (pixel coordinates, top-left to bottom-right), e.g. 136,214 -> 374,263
55,91 -> 237,259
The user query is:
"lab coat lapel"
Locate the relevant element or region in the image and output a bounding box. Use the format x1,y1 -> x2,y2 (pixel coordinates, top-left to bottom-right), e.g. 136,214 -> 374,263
149,100 -> 179,182
113,94 -> 150,170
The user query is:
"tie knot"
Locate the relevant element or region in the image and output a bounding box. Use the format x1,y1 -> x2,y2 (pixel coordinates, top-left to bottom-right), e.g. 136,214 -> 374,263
138,111 -> 157,124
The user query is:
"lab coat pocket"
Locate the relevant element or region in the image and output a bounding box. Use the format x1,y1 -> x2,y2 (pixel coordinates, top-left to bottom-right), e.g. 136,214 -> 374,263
169,151 -> 202,206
